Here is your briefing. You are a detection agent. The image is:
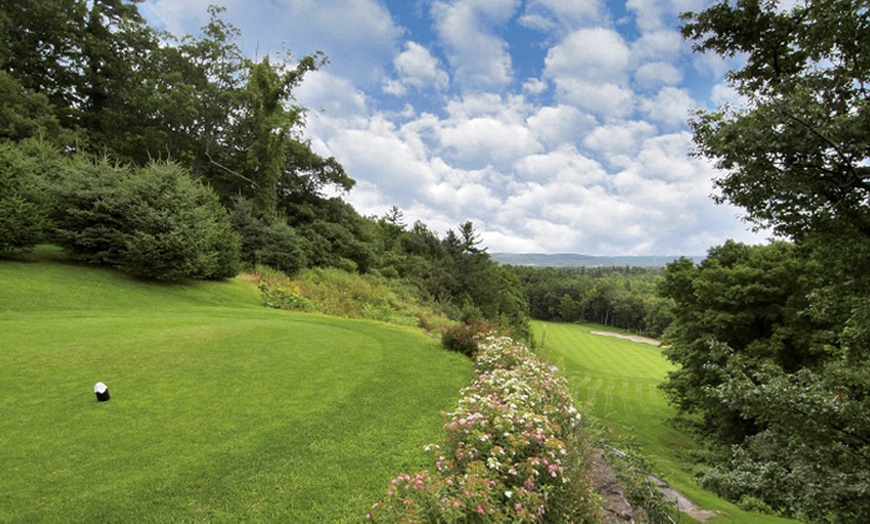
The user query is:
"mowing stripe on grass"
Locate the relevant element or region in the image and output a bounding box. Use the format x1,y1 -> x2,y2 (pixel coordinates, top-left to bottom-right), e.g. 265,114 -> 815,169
535,320 -> 796,524
1,255 -> 473,522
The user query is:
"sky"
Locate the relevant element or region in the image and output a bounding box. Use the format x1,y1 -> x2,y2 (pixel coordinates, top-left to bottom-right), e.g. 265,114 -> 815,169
140,0 -> 770,256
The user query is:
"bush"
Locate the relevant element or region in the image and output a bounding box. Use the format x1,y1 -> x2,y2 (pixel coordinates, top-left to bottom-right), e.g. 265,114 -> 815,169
0,139 -> 65,254
0,194 -> 46,255
368,335 -> 597,523
52,159 -> 241,281
440,318 -> 492,358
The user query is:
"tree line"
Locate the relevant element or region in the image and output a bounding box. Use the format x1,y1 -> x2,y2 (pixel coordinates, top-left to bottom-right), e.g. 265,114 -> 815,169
0,1 -> 530,338
507,265 -> 674,337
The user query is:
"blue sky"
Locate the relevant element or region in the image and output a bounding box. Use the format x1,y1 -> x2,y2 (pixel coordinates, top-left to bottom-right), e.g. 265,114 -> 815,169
141,0 -> 768,255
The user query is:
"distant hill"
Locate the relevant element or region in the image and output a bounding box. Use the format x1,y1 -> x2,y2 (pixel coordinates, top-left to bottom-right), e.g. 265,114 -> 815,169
491,253 -> 704,268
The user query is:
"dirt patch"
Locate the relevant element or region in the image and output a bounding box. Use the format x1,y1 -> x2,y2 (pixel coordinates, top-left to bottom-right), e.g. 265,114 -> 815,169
590,330 -> 662,346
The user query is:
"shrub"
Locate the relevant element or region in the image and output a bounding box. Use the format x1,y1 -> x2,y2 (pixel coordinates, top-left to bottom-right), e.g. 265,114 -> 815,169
0,194 -> 46,255
440,318 -> 492,358
52,159 -> 241,281
0,139 -> 65,254
368,335 -> 597,523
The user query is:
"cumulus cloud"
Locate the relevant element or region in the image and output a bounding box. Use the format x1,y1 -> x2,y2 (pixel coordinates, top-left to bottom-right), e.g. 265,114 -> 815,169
519,0 -> 606,32
431,0 -> 520,91
513,146 -> 608,185
526,105 -> 597,148
545,28 -> 631,84
384,41 -> 450,96
640,87 -> 697,128
543,28 -> 637,119
634,62 -> 683,89
296,71 -> 369,123
630,29 -> 683,62
584,121 -> 658,162
626,0 -> 708,33
438,117 -> 543,169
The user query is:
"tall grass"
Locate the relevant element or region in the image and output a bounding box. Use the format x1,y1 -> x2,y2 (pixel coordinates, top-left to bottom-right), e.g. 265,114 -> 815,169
0,249 -> 473,521
534,320 -> 796,524
256,265 -> 454,333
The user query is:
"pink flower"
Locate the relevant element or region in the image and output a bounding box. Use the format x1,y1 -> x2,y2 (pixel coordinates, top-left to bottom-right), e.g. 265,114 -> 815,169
477,504 -> 485,514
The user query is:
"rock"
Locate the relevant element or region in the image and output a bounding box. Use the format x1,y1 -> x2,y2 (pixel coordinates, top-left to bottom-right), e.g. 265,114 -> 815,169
590,450 -> 635,523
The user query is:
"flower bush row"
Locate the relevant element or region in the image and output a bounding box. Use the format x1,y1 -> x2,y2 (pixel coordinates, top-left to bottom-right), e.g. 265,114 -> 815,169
368,334 -> 596,522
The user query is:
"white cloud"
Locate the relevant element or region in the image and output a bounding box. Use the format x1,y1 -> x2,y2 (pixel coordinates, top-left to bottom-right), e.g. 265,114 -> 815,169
324,120 -> 437,203
626,0 -> 707,33
584,121 -> 658,161
709,81 -> 751,111
522,77 -> 549,96
384,41 -> 450,96
513,146 -> 608,185
438,117 -> 543,169
545,28 -> 631,84
640,87 -> 696,128
519,0 -> 606,32
296,71 -> 369,125
526,105 -> 597,148
444,93 -> 528,120
431,0 -> 520,90
630,29 -> 683,62
552,79 -> 636,119
634,62 -> 683,89
543,28 -> 637,119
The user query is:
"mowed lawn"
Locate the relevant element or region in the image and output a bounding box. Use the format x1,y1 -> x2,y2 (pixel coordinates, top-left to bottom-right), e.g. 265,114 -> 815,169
0,250 -> 473,522
534,320 -> 795,524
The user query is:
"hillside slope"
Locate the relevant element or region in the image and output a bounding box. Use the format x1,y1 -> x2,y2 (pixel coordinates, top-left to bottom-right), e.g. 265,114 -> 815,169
0,249 -> 473,521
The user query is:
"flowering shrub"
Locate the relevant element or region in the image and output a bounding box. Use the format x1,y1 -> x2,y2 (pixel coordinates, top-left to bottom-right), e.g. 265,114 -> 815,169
368,335 -> 596,522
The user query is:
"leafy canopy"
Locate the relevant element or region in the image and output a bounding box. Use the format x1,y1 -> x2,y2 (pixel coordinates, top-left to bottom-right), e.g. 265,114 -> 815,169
672,1 -> 870,520
684,0 -> 870,239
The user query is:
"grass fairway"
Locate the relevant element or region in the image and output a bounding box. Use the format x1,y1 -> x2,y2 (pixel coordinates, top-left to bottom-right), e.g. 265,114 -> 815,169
0,249 -> 473,522
534,321 -> 795,524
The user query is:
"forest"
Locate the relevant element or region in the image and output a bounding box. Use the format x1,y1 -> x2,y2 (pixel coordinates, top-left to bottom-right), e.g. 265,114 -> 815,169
2,1 -> 869,521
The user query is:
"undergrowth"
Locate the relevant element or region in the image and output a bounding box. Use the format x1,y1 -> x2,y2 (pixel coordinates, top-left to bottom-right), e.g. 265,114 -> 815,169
254,265 -> 453,334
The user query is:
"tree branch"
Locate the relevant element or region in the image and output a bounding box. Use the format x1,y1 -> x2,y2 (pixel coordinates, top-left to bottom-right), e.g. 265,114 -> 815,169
205,151 -> 258,189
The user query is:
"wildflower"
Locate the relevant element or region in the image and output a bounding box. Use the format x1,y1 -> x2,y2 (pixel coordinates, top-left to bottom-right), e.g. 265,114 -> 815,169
505,490 -> 513,498
477,505 -> 484,514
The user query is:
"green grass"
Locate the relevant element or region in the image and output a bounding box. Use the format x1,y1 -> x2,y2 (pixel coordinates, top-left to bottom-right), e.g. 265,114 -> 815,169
0,248 -> 473,522
534,321 -> 796,524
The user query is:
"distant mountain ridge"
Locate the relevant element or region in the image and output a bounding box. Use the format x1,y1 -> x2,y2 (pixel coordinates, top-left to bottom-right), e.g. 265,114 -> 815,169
491,253 -> 704,268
